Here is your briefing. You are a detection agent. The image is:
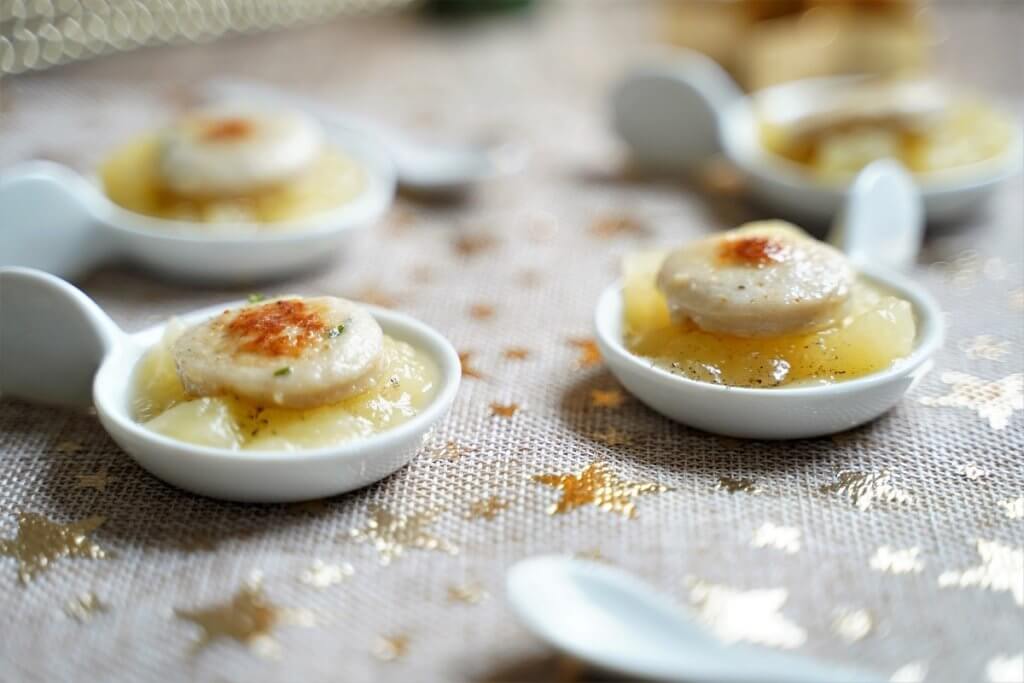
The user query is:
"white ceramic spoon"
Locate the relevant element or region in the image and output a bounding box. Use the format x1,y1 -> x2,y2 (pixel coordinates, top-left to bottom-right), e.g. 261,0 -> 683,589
0,266 -> 460,502
594,161 -> 942,439
0,122 -> 395,283
200,78 -> 529,196
507,556 -> 884,683
611,50 -> 1023,223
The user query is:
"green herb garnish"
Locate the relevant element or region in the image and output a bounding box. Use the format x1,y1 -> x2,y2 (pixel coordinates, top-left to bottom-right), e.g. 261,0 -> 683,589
273,366 -> 291,377
327,323 -> 346,339
247,293 -> 266,303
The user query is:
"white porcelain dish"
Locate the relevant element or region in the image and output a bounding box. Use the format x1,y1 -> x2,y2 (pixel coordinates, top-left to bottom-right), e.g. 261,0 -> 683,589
611,50 -> 1023,224
593,161 -> 943,439
0,267 -> 460,502
0,121 -> 395,283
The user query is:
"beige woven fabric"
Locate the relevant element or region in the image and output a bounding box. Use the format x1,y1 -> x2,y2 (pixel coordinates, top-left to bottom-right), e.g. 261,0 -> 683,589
1,4 -> 1022,683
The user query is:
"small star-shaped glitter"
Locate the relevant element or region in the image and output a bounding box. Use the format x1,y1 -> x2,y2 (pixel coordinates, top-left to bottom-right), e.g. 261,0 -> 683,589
448,581 -> 489,605
64,592 -> 108,623
533,461 -> 669,518
589,388 -> 626,408
490,402 -> 520,418
998,497 -> 1024,521
466,496 -> 509,521
515,269 -> 543,288
716,477 -> 761,494
590,213 -> 648,239
686,579 -> 806,649
0,512 -> 108,583
459,351 -> 484,380
453,233 -> 498,257
870,546 -> 924,575
819,470 -> 913,511
831,607 -> 873,643
76,465 -> 117,492
298,560 -> 354,588
568,338 -> 602,368
176,580 -> 311,657
959,335 -> 1013,362
54,440 -> 82,454
355,287 -> 400,309
428,440 -> 476,461
751,522 -> 801,554
468,303 -> 495,320
938,539 -> 1023,607
575,547 -> 610,563
348,505 -> 458,565
591,427 -> 633,446
503,347 -> 531,360
920,372 -> 1023,430
372,634 -> 410,661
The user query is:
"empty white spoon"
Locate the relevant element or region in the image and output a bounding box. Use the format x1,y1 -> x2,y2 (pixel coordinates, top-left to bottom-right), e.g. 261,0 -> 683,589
0,266 -> 460,502
0,120 -> 395,283
594,161 -> 942,439
507,556 -> 884,683
200,78 -> 529,197
611,50 -> 1023,223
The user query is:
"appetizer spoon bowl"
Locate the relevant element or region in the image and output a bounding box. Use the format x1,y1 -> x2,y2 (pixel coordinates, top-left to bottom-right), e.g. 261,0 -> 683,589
611,50 -> 1023,224
594,161 -> 943,439
0,121 -> 396,283
0,267 -> 460,502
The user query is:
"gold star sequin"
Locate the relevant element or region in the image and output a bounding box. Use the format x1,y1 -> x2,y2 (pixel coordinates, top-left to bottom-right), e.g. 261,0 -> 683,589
372,634 -> 410,662
466,496 -> 509,521
490,402 -> 520,418
831,607 -> 873,643
355,287 -> 400,309
503,347 -> 531,361
448,581 -> 488,605
716,477 -> 760,494
55,440 -> 82,454
998,497 -> 1024,521
0,512 -> 108,584
751,522 -> 800,554
686,578 -> 806,649
568,338 -> 602,369
920,372 -> 1023,430
589,388 -> 626,408
348,506 -> 457,565
938,539 -> 1023,607
960,335 -> 1013,362
453,233 -> 498,257
176,580 -> 310,657
64,592 -> 108,623
819,470 -> 914,511
590,213 -> 648,239
870,546 -> 924,575
428,440 -> 477,461
575,547 -> 610,563
459,351 -> 484,380
591,427 -> 633,446
299,560 -> 354,588
468,303 -> 495,320
957,463 -> 989,480
533,461 -> 669,518
76,465 -> 116,492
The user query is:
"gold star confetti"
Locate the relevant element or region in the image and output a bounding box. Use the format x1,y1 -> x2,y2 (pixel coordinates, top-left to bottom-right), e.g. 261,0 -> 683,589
175,579 -> 312,657
575,547 -> 610,563
503,347 -> 531,361
490,402 -> 520,418
466,496 -> 509,521
468,303 -> 495,320
1010,288 -> 1024,312
819,470 -> 914,511
428,440 -> 477,461
870,546 -> 924,575
957,463 -> 990,480
64,592 -> 108,623
568,338 -> 602,369
591,427 -> 633,446
751,522 -> 800,554
355,287 -> 400,309
998,497 -> 1024,521
960,335 -> 1013,362
348,506 -> 458,565
448,581 -> 488,605
515,269 -> 543,288
0,512 -> 108,584
372,634 -> 409,662
686,578 -> 806,649
831,607 -> 873,643
55,440 -> 82,454
409,264 -> 434,284
75,465 -> 117,492
589,388 -> 626,408
890,661 -> 928,683
920,372 -> 1023,430
453,233 -> 498,257
938,539 -> 1023,607
533,461 -> 669,518
299,560 -> 354,588
716,477 -> 761,494
459,351 -> 484,380
590,213 -> 648,239
986,653 -> 1023,682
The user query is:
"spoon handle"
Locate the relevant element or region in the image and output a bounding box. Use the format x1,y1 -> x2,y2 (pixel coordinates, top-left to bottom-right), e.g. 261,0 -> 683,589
0,267 -> 121,407
0,161 -> 113,279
